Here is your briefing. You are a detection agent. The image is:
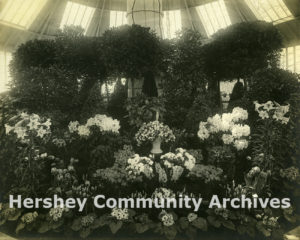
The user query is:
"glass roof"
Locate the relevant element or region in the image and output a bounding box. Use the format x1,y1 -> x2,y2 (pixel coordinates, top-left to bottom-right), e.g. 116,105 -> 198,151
245,0 -> 294,24
195,0 -> 231,37
162,10 -> 182,39
0,0 -> 47,29
60,1 -> 95,32
110,11 -> 127,28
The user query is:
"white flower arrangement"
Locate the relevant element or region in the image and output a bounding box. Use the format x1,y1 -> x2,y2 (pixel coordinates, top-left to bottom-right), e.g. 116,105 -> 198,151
197,107 -> 250,151
111,208 -> 129,220
135,121 -> 175,146
5,112 -> 51,142
151,187 -> 175,200
68,114 -> 120,137
159,210 -> 175,226
254,101 -> 290,124
161,148 -> 196,172
126,154 -> 154,180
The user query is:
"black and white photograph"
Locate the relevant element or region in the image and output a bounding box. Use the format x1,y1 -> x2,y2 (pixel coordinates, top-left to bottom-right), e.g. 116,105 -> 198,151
0,0 -> 300,239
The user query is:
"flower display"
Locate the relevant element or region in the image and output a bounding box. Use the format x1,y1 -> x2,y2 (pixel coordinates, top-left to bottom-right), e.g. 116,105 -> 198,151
126,154 -> 154,180
152,187 -> 175,200
111,208 -> 129,220
21,212 -> 38,224
254,101 -> 290,124
197,107 -> 250,151
161,148 -> 196,171
135,121 -> 175,146
49,207 -> 68,222
68,114 -> 120,137
5,112 -> 51,142
159,210 -> 175,227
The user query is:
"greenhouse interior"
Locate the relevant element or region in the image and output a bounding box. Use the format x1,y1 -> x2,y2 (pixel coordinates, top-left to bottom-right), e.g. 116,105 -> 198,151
0,0 -> 300,239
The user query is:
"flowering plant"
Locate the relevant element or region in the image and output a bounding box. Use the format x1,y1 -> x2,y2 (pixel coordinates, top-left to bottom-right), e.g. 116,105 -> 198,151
254,101 -> 289,124
68,114 -> 120,137
126,154 -> 154,180
198,107 -> 250,151
5,112 -> 51,143
135,121 -> 175,146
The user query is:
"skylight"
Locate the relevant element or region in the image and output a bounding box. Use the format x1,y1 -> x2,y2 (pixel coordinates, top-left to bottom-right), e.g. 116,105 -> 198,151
0,51 -> 12,93
0,0 -> 47,29
60,1 -> 95,32
281,45 -> 300,74
162,10 -> 182,39
245,0 -> 294,24
195,0 -> 231,37
109,11 -> 127,28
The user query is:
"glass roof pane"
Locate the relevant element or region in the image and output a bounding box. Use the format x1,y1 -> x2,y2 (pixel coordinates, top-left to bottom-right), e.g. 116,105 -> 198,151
110,11 -> 127,28
196,0 -> 231,37
162,10 -> 182,39
60,1 -> 95,32
244,0 -> 294,24
0,0 -> 47,29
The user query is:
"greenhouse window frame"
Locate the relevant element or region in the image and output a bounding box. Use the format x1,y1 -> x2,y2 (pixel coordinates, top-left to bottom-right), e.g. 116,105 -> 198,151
60,1 -> 95,33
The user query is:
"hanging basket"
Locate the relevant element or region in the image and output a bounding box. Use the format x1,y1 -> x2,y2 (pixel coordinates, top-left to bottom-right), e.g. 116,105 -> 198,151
151,137 -> 163,154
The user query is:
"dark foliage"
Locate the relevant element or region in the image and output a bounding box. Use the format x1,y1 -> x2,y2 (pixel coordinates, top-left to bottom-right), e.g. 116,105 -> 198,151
9,26 -> 106,123
202,21 -> 283,79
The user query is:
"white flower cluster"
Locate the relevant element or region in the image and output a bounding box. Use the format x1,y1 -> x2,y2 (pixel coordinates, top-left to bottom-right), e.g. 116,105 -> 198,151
161,148 -> 196,171
126,154 -> 154,180
68,114 -> 120,137
135,121 -> 175,146
111,208 -> 129,220
21,212 -> 38,224
152,187 -> 175,201
49,207 -> 68,222
254,101 -> 290,124
198,107 -> 250,151
159,210 -> 175,227
188,164 -> 223,183
5,112 -> 51,142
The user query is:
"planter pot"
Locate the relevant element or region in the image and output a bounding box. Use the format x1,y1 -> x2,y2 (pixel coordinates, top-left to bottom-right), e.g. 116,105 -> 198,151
151,137 -> 163,154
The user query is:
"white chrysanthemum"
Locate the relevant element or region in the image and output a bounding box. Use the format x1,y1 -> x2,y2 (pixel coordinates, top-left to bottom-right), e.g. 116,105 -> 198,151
207,114 -> 222,133
231,107 -> 248,122
222,134 -> 234,144
231,124 -> 250,138
68,121 -> 79,133
77,125 -> 90,137
234,139 -> 248,151
220,113 -> 233,131
126,154 -> 153,180
111,208 -> 129,220
197,122 -> 210,140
